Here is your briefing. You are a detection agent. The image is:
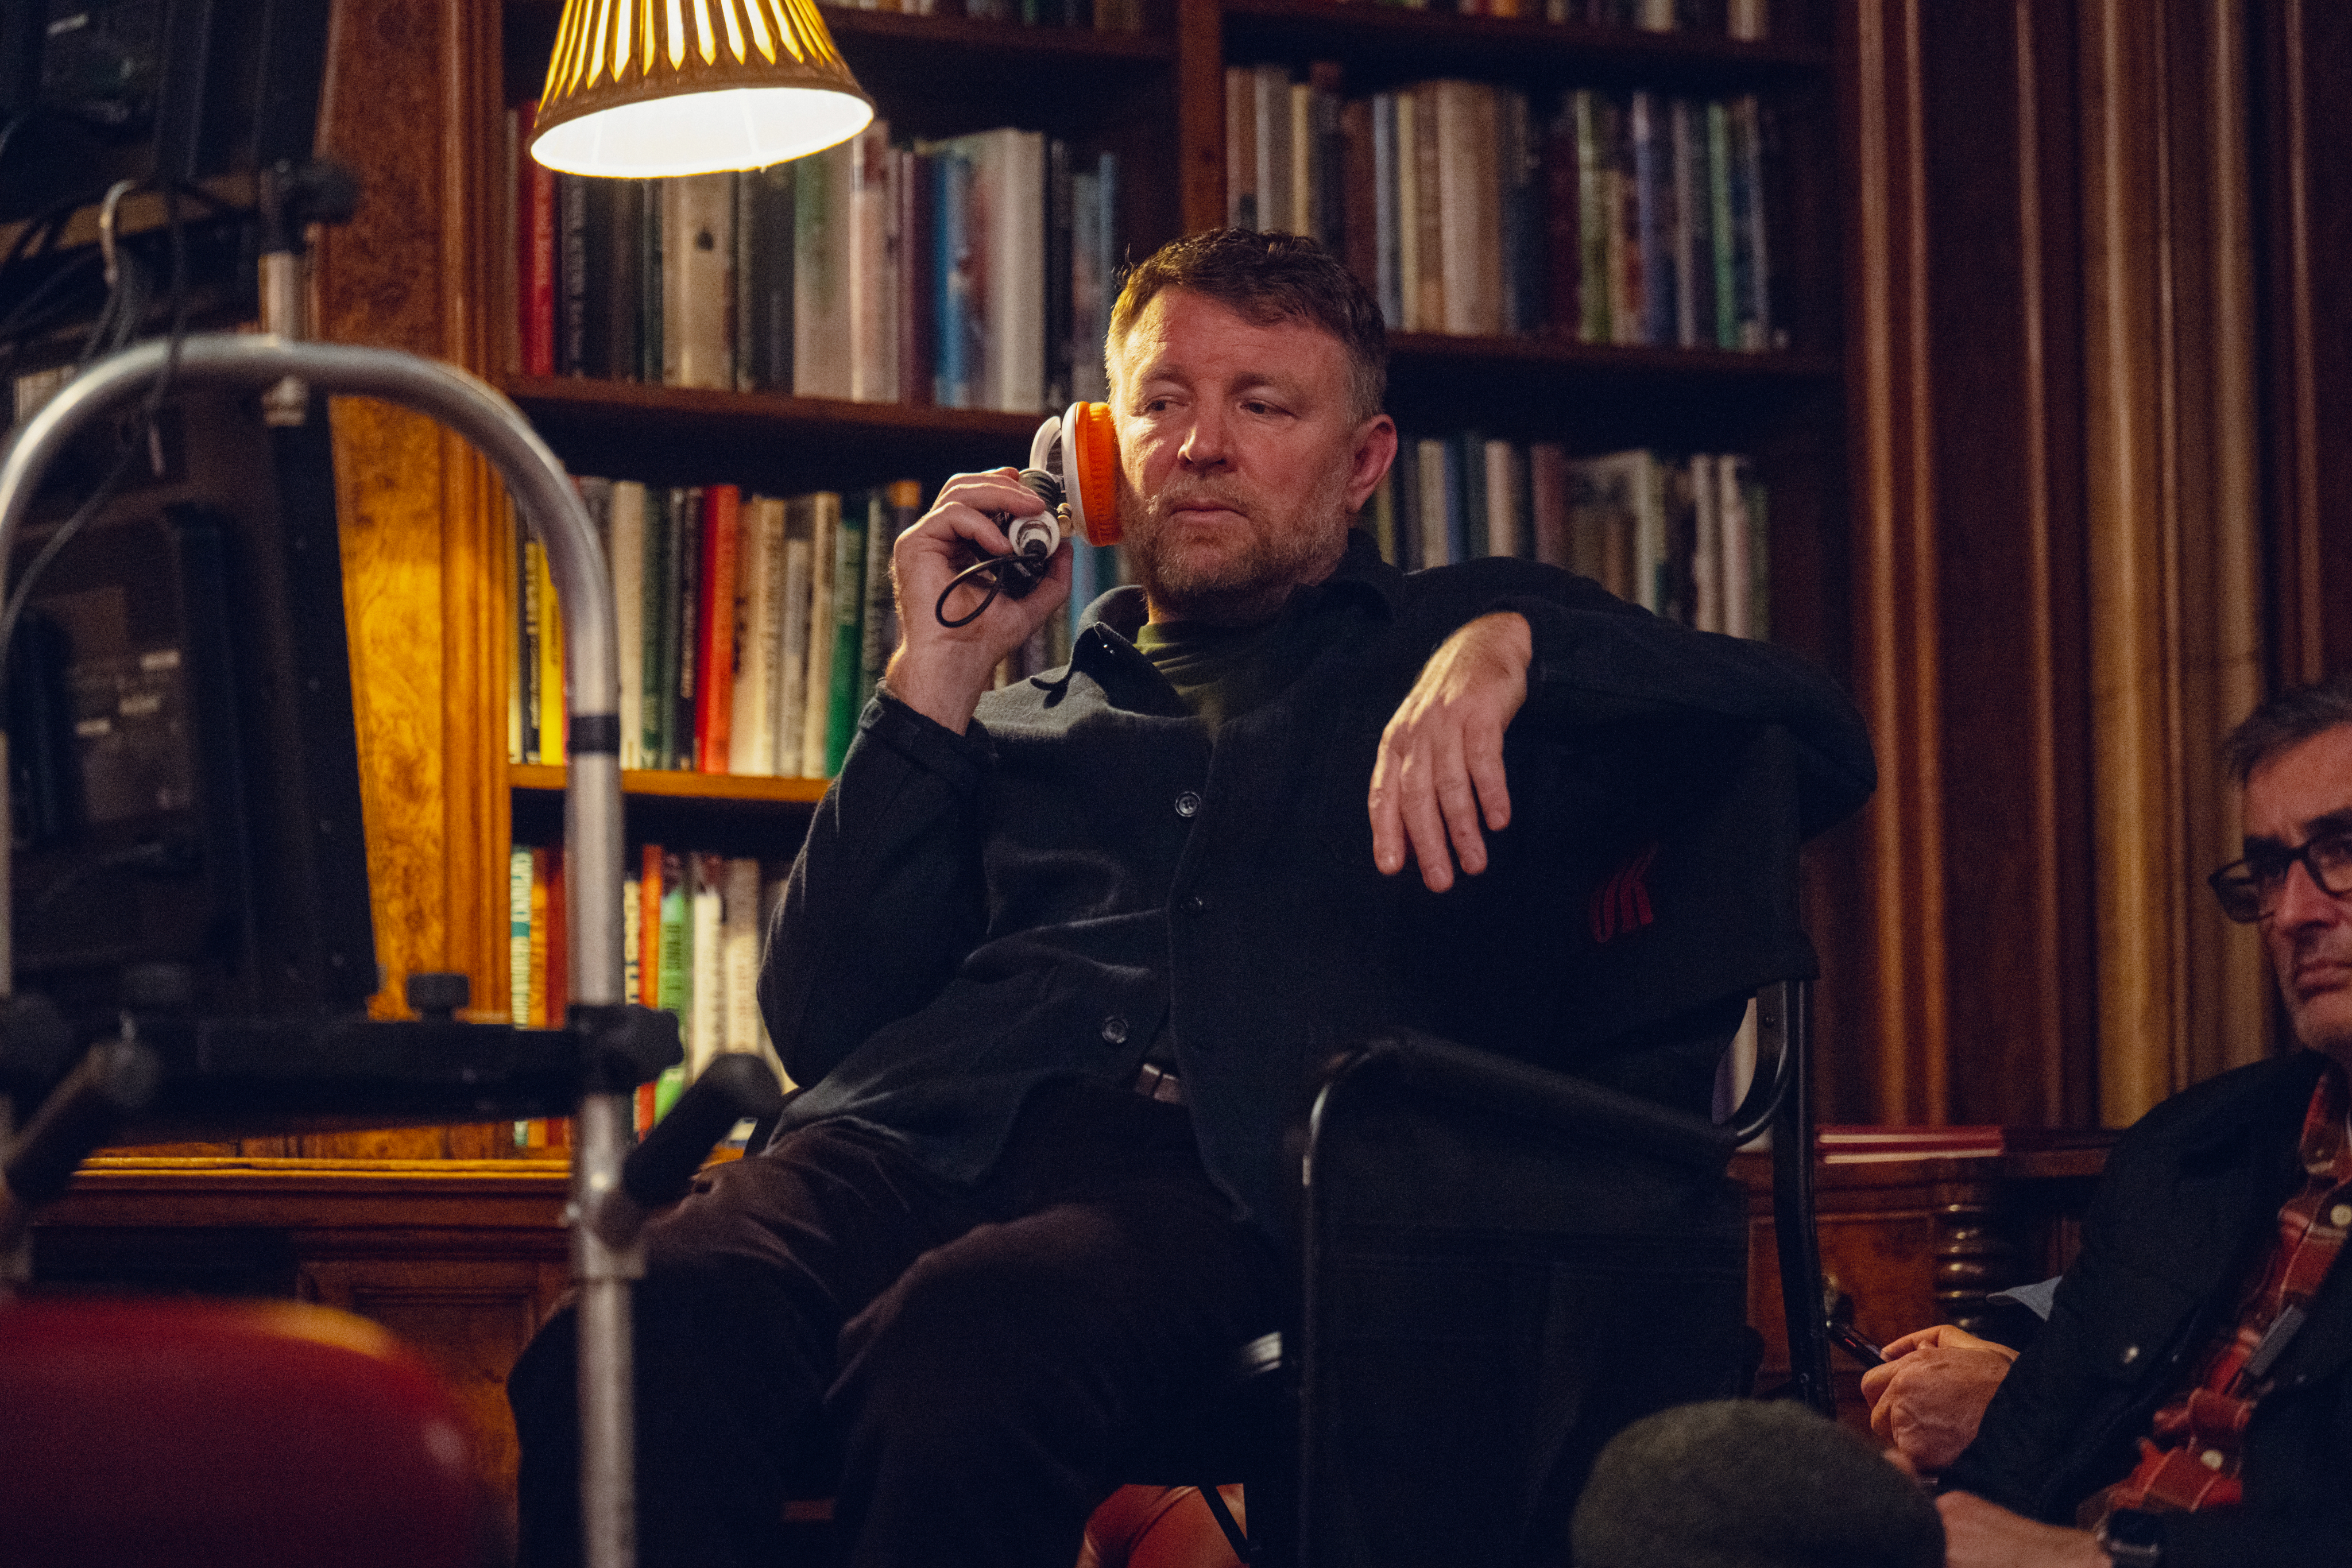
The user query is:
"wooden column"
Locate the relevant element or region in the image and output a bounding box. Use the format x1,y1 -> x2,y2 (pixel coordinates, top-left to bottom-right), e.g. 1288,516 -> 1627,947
304,0 -> 512,1156
1840,0 -> 1949,1125
1918,0 -> 2094,1129
2078,0 -> 2266,1125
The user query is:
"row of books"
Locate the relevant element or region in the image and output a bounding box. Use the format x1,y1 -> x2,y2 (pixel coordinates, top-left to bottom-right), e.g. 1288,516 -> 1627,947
512,110 -> 1121,414
825,0 -> 1146,25
1368,440 -> 1767,636
513,478 -> 918,777
1337,0 -> 1767,31
1228,66 -> 1778,351
508,844 -> 790,1142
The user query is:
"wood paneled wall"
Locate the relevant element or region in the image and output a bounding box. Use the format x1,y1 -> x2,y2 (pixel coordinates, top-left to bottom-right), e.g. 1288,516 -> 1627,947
1830,0 -> 2277,1128
2253,0 -> 2352,686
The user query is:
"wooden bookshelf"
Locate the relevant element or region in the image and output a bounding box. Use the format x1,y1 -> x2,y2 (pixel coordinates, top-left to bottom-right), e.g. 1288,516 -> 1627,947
508,763 -> 829,806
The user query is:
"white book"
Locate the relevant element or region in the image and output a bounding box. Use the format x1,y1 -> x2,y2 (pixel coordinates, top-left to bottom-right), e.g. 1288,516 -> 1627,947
731,495 -> 786,776
688,853 -> 724,1079
1225,65 -> 1252,228
508,846 -> 533,1024
1720,454 -> 1758,639
794,139 -> 857,399
609,481 -> 647,770
1433,80 -> 1489,336
849,122 -> 899,404
1483,439 -> 1519,559
776,528 -> 813,777
1417,438 -> 1452,567
979,128 -> 1047,412
1071,168 -> 1107,402
663,173 -> 736,389
1256,65 -> 1291,238
622,872 -> 642,1006
800,492 -> 840,776
721,857 -> 763,1058
1289,81 -> 1314,236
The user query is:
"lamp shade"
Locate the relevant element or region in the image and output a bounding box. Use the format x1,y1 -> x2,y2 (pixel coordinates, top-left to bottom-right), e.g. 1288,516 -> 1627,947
532,0 -> 875,178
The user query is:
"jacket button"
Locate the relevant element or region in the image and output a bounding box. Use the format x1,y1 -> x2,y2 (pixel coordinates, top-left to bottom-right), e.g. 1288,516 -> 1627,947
1182,893 -> 1208,916
1101,1015 -> 1129,1044
1175,791 -> 1201,818
2119,1344 -> 2140,1366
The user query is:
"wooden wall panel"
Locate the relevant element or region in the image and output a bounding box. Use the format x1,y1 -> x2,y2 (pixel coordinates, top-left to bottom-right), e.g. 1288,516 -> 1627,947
304,0 -> 512,1157
1921,0 -> 2094,1129
1839,0 -> 1949,1125
2077,0 -> 2267,1124
2254,0 -> 2352,686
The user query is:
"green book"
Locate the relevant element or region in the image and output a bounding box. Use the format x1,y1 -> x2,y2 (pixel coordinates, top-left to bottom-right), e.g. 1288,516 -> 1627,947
655,850 -> 689,1120
1708,99 -> 1736,351
1576,90 -> 1610,345
823,490 -> 868,776
857,490 -> 892,716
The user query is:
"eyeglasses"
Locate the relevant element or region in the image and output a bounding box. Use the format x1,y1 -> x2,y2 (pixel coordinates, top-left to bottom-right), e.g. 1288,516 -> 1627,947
2207,832 -> 2352,923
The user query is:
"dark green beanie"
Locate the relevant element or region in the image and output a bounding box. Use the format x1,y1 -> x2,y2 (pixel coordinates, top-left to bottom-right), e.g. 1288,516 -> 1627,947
1570,1400 -> 1944,1568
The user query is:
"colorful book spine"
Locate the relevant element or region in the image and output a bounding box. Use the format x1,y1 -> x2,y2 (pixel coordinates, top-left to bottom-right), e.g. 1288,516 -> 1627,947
697,485 -> 741,773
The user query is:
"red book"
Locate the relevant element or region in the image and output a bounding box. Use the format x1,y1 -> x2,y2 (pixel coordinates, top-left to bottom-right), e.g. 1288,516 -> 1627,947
636,842 -> 665,1136
695,485 -> 741,773
520,100 -> 556,378
545,845 -> 568,1028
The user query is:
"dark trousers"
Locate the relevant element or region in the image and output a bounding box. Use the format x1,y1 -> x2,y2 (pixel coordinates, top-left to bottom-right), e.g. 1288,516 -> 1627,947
509,1079 -> 1282,1568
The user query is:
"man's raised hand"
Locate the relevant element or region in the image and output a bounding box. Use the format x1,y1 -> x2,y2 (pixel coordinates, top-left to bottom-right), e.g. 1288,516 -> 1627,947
1369,611 -> 1532,893
883,469 -> 1073,735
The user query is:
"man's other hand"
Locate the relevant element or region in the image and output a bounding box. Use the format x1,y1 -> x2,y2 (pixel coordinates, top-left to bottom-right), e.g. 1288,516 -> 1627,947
1861,1323 -> 2019,1474
1370,611 -> 1531,893
1939,1492 -> 2113,1568
884,469 -> 1073,734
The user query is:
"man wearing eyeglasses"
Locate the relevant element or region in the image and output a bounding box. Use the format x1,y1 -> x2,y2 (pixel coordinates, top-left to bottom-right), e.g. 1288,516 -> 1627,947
1931,674 -> 2352,1567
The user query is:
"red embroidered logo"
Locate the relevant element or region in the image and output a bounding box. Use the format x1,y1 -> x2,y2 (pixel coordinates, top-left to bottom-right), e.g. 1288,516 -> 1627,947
1589,843 -> 1659,943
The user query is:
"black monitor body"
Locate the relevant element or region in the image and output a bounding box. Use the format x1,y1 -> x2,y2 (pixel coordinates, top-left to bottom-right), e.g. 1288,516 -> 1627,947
7,389 -> 378,1028
0,0 -> 330,223
0,1 -> 334,375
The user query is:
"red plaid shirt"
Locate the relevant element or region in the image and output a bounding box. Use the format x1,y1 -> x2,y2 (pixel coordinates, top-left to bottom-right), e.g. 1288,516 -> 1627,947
2099,1062 -> 2352,1517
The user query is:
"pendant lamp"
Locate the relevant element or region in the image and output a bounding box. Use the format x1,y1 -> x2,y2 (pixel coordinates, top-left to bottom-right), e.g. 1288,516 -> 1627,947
532,0 -> 875,178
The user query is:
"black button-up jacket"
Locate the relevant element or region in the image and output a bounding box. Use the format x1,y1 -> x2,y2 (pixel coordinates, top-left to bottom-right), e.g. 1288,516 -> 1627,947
757,533 -> 1875,1235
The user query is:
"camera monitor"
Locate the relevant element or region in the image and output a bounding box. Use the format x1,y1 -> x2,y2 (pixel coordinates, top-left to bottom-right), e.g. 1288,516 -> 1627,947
6,387 -> 378,1027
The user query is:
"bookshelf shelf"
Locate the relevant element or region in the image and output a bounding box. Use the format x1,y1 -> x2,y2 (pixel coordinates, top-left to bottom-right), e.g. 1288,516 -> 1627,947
501,377 -> 1043,493
509,764 -> 830,806
1218,0 -> 1831,90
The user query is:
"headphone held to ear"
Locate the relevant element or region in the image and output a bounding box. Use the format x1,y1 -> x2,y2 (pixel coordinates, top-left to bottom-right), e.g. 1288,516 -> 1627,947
934,402 -> 1121,628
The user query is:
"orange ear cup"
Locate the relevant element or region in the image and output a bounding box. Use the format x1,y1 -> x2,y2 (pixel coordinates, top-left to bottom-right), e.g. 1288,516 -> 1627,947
1067,401 -> 1121,546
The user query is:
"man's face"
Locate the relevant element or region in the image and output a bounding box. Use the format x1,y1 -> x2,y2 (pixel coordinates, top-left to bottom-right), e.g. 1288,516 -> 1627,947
2244,723 -> 2352,1059
1108,288 -> 1396,624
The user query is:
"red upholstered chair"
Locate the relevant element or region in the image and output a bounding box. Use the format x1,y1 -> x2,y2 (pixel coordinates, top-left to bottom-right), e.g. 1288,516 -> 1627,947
1080,1485 -> 1250,1568
0,1296 -> 488,1568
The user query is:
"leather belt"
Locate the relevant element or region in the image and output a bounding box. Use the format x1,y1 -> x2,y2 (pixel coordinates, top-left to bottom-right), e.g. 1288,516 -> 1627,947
1132,1062 -> 1186,1105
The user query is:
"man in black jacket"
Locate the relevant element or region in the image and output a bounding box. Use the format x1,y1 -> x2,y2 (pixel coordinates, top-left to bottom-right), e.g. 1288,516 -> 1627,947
510,229 -> 1874,1567
1935,674 -> 2352,1568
